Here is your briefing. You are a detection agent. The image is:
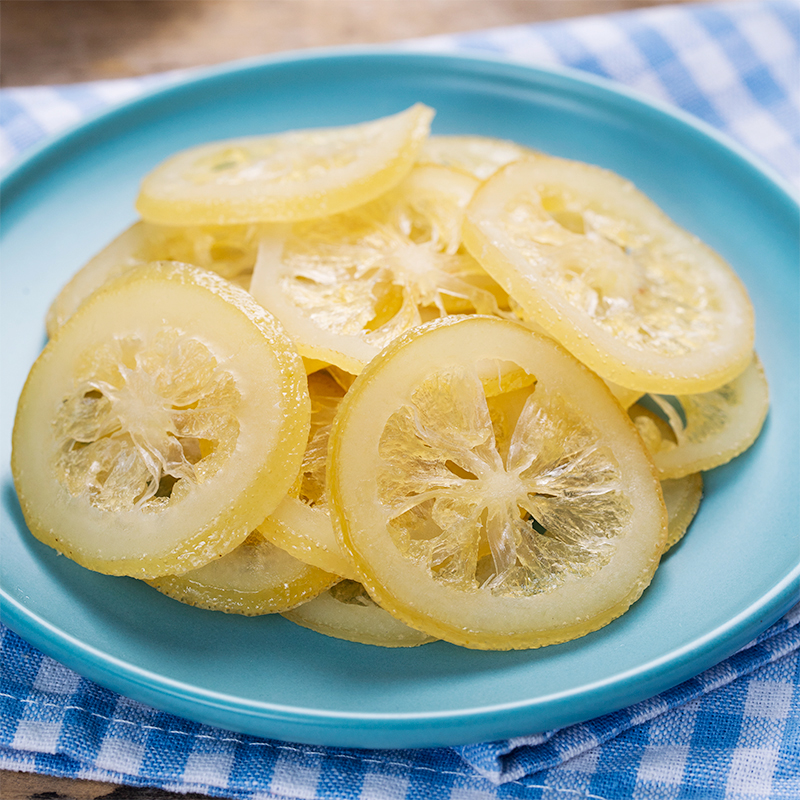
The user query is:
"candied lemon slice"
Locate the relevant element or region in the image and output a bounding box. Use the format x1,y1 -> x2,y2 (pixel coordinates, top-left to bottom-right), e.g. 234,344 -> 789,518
463,156 -> 755,394
329,316 -> 667,650
45,221 -> 263,337
250,164 -> 510,373
257,371 -> 358,579
282,579 -> 435,647
146,531 -> 337,615
418,134 -> 531,179
12,261 -> 309,578
630,355 -> 769,479
662,473 -> 703,552
136,104 -> 434,226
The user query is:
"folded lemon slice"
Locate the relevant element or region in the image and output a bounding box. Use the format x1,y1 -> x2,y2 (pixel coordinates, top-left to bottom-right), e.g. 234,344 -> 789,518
147,531 -> 337,615
662,474 -> 703,552
282,579 -> 436,647
630,355 -> 769,479
463,156 -> 755,394
46,221 -> 262,337
329,315 -> 667,650
257,371 -> 358,579
249,164 -> 509,373
12,261 -> 309,578
136,104 -> 434,225
418,134 -> 530,179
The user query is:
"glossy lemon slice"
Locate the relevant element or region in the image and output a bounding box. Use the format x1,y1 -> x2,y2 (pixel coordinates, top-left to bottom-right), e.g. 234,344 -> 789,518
662,473 -> 703,552
45,221 -> 263,337
257,370 -> 358,579
418,134 -> 530,179
12,261 -> 309,578
136,104 -> 434,226
249,163 -> 509,373
329,315 -> 667,650
282,579 -> 436,647
630,355 -> 769,479
463,156 -> 755,394
147,531 -> 337,615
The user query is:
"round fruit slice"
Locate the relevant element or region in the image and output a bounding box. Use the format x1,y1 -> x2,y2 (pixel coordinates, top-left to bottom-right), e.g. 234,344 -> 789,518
661,473 -> 703,552
629,355 -> 769,479
418,134 -> 530,180
282,579 -> 436,647
146,531 -> 337,615
249,163 -> 510,373
12,261 -> 309,579
136,104 -> 435,226
329,315 -> 667,650
45,221 -> 262,337
463,156 -> 755,394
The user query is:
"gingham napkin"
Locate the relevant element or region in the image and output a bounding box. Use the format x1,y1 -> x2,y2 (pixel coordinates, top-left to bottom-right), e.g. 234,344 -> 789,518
2,2 -> 799,798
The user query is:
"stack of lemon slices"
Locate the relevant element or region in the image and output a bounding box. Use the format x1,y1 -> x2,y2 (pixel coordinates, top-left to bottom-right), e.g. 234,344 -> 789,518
11,104 -> 768,651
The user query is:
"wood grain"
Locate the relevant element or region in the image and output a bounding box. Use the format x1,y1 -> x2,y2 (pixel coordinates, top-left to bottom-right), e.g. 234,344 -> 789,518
1,0 -> 700,87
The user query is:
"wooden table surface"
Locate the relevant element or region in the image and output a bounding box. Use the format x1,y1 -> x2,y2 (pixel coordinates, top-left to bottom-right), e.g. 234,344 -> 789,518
1,1 -> 702,798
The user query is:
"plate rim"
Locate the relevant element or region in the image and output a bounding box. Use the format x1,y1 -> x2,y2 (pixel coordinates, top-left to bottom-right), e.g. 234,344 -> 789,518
1,47 -> 799,749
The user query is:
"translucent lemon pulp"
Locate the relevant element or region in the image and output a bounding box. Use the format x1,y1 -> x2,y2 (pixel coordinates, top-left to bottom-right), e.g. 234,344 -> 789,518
136,104 -> 434,225
418,134 -> 532,180
329,316 -> 667,650
12,261 -> 309,578
463,156 -> 755,394
249,164 -> 510,373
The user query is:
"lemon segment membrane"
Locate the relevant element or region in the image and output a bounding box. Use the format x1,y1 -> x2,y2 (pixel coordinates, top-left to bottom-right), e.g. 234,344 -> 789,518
463,156 -> 755,394
136,104 -> 435,225
12,261 -> 310,579
329,315 -> 667,650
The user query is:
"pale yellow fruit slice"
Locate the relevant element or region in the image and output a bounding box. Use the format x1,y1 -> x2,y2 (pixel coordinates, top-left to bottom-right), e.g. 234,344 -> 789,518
45,221 -> 263,337
146,531 -> 337,615
282,579 -> 435,647
136,104 -> 435,226
463,156 -> 755,394
249,163 -> 510,373
257,370 -> 359,580
629,355 -> 769,479
418,134 -> 531,179
329,315 -> 667,650
12,261 -> 309,579
661,473 -> 703,552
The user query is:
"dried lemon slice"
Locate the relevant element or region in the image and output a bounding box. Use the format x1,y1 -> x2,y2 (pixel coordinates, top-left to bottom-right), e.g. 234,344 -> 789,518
329,315 -> 667,650
136,104 -> 434,226
12,261 -> 309,578
46,221 -> 262,336
662,473 -> 703,552
257,371 -> 358,580
418,134 -> 530,179
282,579 -> 435,647
146,531 -> 337,615
250,163 -> 509,373
463,156 -> 755,394
630,355 -> 769,479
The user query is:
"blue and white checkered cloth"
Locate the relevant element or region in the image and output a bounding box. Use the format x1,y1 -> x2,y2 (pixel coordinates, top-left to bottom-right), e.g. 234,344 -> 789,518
2,1 -> 799,798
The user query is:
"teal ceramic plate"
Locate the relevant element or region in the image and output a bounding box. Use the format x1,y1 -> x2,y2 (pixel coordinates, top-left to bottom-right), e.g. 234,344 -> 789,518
2,50 -> 798,749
